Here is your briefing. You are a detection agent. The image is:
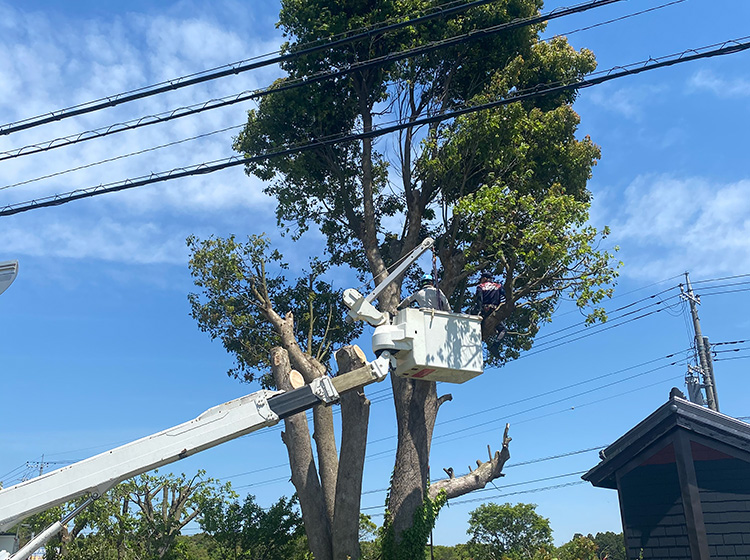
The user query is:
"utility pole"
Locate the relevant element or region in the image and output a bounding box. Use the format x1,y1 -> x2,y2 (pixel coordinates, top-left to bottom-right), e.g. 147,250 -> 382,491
680,272 -> 718,411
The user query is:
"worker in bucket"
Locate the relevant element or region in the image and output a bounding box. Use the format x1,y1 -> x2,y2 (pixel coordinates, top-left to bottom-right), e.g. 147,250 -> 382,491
397,273 -> 450,311
471,271 -> 507,340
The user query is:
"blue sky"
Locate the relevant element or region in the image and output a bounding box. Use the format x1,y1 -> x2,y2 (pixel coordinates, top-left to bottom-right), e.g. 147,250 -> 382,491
1,0 -> 750,548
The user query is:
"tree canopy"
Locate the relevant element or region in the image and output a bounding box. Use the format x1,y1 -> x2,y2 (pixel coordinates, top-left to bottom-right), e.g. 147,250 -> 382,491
467,502 -> 554,560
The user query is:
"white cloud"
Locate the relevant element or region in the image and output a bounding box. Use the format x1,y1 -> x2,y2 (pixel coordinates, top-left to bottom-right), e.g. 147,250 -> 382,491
689,69 -> 750,98
0,0 -> 283,229
2,216 -> 188,264
587,83 -> 667,121
592,175 -> 750,280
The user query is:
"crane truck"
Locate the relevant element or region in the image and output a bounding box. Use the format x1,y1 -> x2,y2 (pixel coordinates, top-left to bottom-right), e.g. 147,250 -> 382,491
0,238 -> 484,559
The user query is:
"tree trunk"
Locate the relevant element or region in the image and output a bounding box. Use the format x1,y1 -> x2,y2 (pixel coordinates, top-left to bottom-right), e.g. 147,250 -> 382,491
272,347 -> 333,560
388,375 -> 439,540
332,345 -> 371,560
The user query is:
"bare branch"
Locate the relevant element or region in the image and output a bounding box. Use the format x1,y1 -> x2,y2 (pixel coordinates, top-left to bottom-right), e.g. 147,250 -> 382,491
428,424 -> 511,501
437,394 -> 453,408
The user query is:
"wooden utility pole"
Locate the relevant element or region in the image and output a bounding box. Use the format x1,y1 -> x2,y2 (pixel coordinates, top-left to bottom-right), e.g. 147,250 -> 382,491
681,272 -> 718,411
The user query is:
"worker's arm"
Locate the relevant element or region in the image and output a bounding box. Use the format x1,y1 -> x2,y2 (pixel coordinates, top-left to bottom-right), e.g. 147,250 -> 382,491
438,290 -> 451,312
397,293 -> 415,309
469,287 -> 482,315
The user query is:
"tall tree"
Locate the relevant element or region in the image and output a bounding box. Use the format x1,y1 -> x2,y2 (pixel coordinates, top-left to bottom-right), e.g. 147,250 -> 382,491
191,0 -> 618,557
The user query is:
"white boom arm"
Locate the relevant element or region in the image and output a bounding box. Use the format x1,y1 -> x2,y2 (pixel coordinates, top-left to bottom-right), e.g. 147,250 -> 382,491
343,237 -> 434,326
0,353 -> 390,539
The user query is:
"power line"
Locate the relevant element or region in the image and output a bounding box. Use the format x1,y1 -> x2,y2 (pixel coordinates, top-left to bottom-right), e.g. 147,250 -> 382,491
4,36 -> 748,217
532,285 -> 679,342
513,371 -> 684,427
0,0 -> 680,203
526,294 -> 681,353
699,286 -> 750,298
362,480 -> 588,512
714,355 -> 750,363
0,0 -> 627,163
712,339 -> 748,347
214,355 -> 673,486
362,449 -> 602,497
0,125 -> 244,192
691,272 -> 750,285
518,305 -> 670,359
432,350 -> 688,430
364,359 -> 686,462
447,480 -> 588,507
428,360 -> 684,444
0,0 -> 518,136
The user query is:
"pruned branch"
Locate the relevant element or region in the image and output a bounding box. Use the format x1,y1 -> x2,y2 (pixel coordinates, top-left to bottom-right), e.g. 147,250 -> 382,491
428,424 -> 511,501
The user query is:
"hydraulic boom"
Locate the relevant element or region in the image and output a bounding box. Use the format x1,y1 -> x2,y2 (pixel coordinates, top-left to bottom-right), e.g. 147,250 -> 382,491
0,352 -> 390,557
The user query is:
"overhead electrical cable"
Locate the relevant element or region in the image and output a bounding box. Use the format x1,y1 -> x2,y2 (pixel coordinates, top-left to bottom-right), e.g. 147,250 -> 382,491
532,285 -> 679,342
432,350 -> 688,428
0,0 -> 628,163
513,371 -> 685,427
217,355 -> 676,483
3,36 -> 748,217
0,0 -> 681,198
429,360 -> 685,444
362,469 -> 588,498
365,359 -> 686,461
690,272 -> 750,285
526,295 -> 681,352
444,480 -> 588,507
0,125 -> 244,192
714,355 -> 750,363
0,0 -> 623,136
712,339 -> 748,347
692,279 -> 750,291
363,480 -> 589,512
518,304 -> 675,358
701,287 -> 750,297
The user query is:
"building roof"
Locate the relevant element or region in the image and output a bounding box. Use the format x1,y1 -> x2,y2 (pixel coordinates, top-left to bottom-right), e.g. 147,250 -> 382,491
583,393 -> 750,489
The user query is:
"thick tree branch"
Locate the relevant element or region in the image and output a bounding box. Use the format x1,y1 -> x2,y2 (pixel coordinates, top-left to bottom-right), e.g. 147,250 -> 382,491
428,424 -> 511,500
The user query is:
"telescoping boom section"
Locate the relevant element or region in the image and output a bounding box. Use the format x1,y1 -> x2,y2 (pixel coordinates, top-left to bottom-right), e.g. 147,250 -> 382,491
0,353 -> 389,536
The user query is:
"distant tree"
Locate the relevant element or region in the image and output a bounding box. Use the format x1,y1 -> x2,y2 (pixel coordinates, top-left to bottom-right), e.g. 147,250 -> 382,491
430,543 -> 474,560
13,471 -> 230,560
171,533 -> 222,560
200,493 -> 306,560
124,471 -> 232,560
589,532 -> 626,560
467,502 -> 553,560
555,534 -> 598,560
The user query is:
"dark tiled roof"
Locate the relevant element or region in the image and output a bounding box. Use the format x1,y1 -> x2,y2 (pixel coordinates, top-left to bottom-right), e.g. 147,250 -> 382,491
583,396 -> 750,489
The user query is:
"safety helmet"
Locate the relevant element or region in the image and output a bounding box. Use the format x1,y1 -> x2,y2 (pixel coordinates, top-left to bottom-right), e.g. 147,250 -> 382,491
420,273 -> 434,287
